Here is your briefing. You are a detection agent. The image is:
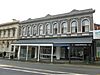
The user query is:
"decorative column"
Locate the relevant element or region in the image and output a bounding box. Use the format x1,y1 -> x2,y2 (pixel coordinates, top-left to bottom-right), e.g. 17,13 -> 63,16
34,47 -> 37,59
9,45 -> 12,59
18,45 -> 21,60
68,44 -> 72,64
51,46 -> 53,62
13,45 -> 16,57
26,45 -> 28,61
37,46 -> 40,61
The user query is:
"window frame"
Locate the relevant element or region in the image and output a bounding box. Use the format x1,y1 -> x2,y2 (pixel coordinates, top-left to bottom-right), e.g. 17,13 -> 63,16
71,20 -> 78,33
61,21 -> 67,34
39,24 -> 44,35
53,22 -> 58,35
46,23 -> 51,35
27,26 -> 32,36
33,25 -> 37,36
81,18 -> 90,32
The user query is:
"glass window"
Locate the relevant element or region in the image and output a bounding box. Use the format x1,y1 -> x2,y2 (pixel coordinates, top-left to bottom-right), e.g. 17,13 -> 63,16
12,28 -> 15,37
8,29 -> 10,37
33,26 -> 37,36
61,22 -> 67,34
39,25 -> 43,35
27,26 -> 31,36
46,24 -> 50,35
53,23 -> 58,34
22,27 -> 26,36
82,19 -> 90,32
71,21 -> 77,33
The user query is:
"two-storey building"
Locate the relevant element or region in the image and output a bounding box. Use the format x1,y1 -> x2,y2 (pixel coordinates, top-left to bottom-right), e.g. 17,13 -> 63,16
0,19 -> 19,58
11,9 -> 95,62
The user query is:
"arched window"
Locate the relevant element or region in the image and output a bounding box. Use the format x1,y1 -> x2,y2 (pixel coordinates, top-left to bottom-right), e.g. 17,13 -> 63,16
33,26 -> 37,36
27,26 -> 31,36
61,22 -> 67,34
71,21 -> 77,33
22,27 -> 26,36
39,25 -> 43,35
82,19 -> 90,32
46,24 -> 50,35
53,23 -> 58,34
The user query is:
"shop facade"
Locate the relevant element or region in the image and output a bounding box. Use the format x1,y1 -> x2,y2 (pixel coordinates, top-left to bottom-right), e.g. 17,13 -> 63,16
10,9 -> 95,62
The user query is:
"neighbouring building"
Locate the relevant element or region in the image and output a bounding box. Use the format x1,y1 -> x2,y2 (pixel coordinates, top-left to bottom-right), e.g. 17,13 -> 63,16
11,9 -> 95,62
94,23 -> 100,30
93,24 -> 100,60
0,19 -> 19,58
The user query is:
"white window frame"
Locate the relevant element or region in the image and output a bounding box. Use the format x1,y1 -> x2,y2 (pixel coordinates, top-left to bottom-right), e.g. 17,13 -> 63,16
60,21 -> 67,34
45,23 -> 51,35
22,26 -> 27,36
33,25 -> 37,36
39,24 -> 44,35
81,18 -> 90,33
27,26 -> 31,36
70,19 -> 78,33
52,22 -> 58,35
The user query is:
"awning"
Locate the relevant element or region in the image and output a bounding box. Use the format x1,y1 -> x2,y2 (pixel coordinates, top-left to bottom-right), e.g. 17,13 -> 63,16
53,43 -> 70,46
13,37 -> 92,45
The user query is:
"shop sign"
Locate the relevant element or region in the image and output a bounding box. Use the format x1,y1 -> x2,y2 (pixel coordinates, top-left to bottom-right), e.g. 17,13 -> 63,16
93,30 -> 100,39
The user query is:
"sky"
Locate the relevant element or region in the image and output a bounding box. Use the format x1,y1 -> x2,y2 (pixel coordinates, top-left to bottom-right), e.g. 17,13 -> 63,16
0,0 -> 99,24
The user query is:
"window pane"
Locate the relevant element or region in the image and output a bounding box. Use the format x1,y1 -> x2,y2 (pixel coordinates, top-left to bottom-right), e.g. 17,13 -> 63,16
46,24 -> 50,34
82,19 -> 90,32
53,23 -> 57,34
62,22 -> 67,34
85,26 -> 89,32
82,19 -> 89,25
33,26 -> 37,36
27,26 -> 31,36
71,21 -> 77,33
39,25 -> 43,35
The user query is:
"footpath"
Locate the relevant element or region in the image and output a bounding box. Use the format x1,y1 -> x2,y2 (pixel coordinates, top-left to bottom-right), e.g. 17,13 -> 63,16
0,57 -> 100,69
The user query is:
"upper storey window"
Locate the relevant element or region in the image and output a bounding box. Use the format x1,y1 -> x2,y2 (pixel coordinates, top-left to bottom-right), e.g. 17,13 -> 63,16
33,26 -> 37,36
8,29 -> 10,37
27,26 -> 31,36
22,27 -> 26,36
71,20 -> 77,33
46,23 -> 50,35
61,22 -> 67,34
39,25 -> 43,35
53,23 -> 58,34
12,28 -> 15,37
82,19 -> 90,32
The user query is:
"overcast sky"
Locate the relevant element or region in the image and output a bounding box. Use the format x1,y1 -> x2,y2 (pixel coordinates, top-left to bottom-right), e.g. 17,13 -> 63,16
0,0 -> 99,24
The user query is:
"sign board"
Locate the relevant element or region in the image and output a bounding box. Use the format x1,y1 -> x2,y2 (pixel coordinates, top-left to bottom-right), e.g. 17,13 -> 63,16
93,30 -> 100,39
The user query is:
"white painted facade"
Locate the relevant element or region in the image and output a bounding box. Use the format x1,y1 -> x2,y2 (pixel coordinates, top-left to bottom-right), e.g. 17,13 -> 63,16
0,20 -> 19,57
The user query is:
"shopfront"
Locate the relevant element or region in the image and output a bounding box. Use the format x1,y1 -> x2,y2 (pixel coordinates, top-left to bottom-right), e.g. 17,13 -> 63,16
10,37 -> 93,62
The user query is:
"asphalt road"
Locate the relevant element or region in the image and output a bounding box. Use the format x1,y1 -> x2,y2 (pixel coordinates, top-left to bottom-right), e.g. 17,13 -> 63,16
0,59 -> 100,75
